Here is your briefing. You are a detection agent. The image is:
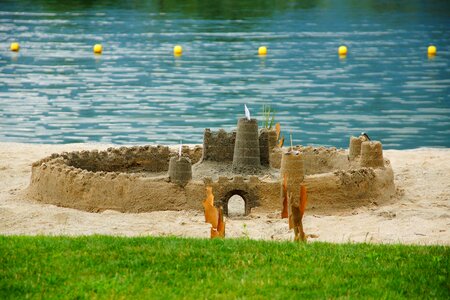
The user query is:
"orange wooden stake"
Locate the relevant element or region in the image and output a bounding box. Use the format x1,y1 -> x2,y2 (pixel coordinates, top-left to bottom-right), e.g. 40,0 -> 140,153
300,184 -> 307,218
278,136 -> 285,148
275,123 -> 281,141
217,206 -> 225,238
294,184 -> 307,241
286,184 -> 308,242
203,186 -> 225,239
275,122 -> 284,147
203,186 -> 218,228
288,192 -> 295,230
210,228 -> 220,238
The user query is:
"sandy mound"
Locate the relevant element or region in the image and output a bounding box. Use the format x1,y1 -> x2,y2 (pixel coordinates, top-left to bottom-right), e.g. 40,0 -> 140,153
0,143 -> 449,245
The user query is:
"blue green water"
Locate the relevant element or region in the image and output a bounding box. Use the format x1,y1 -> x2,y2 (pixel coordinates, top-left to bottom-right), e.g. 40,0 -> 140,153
1,0 -> 449,149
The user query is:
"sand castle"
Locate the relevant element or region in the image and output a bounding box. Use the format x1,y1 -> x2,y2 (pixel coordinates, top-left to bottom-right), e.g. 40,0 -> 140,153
28,118 -> 395,215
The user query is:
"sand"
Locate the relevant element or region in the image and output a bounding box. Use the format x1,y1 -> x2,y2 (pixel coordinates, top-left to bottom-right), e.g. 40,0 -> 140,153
0,142 -> 449,245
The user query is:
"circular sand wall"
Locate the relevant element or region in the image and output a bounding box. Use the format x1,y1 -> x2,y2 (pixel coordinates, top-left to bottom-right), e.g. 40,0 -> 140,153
27,145 -> 395,214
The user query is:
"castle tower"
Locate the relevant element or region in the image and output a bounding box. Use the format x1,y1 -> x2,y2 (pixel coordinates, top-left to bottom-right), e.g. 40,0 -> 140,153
280,151 -> 304,207
360,141 -> 384,168
168,156 -> 192,186
267,129 -> 281,168
349,136 -> 364,160
232,118 -> 261,172
259,128 -> 279,166
267,129 -> 278,150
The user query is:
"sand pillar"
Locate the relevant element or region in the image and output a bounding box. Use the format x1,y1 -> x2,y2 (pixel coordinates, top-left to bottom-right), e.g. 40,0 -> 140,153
280,152 -> 304,207
168,156 -> 192,186
360,141 -> 384,168
233,118 -> 260,171
270,148 -> 283,169
259,129 -> 277,166
259,129 -> 270,166
268,130 -> 278,150
349,136 -> 363,160
267,129 -> 280,169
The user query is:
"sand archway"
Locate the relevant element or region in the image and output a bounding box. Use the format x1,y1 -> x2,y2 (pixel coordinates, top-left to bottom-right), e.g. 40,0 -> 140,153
221,190 -> 251,216
227,194 -> 246,217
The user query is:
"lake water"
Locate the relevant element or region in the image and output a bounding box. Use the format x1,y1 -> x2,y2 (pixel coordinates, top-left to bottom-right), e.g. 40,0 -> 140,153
0,0 -> 449,149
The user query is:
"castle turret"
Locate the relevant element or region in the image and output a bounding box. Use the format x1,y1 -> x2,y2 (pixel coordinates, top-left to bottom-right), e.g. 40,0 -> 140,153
280,151 -> 304,207
168,156 -> 192,186
360,141 -> 384,168
349,136 -> 364,160
259,129 -> 269,166
232,118 -> 261,172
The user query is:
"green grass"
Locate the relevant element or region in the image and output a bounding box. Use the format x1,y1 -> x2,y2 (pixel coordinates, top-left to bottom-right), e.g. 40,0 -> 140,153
1,236 -> 448,299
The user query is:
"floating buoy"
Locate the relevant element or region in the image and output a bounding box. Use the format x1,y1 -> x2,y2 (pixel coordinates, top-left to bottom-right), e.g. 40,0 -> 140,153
10,42 -> 20,52
174,45 -> 183,56
428,45 -> 437,56
338,45 -> 347,56
93,44 -> 102,54
258,46 -> 267,55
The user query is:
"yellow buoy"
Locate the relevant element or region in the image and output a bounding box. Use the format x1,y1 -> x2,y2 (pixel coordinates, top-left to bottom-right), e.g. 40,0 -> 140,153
258,46 -> 267,55
428,45 -> 437,56
93,44 -> 102,54
174,45 -> 183,56
338,45 -> 347,56
10,42 -> 20,52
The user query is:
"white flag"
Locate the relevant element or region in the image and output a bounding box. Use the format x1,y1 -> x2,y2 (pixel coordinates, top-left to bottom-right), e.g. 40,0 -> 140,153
244,104 -> 251,120
178,141 -> 182,157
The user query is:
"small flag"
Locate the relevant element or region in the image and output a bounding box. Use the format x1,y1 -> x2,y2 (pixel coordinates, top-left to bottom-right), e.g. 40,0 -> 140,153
244,104 -> 251,120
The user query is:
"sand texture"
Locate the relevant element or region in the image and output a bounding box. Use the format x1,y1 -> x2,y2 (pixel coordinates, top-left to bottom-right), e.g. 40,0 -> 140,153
0,143 -> 449,245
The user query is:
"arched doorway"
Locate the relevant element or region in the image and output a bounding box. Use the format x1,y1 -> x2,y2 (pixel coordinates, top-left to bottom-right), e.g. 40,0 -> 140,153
227,194 -> 246,218
220,189 -> 250,217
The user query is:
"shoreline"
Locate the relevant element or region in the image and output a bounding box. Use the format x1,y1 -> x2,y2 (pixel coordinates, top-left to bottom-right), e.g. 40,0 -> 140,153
0,142 -> 449,245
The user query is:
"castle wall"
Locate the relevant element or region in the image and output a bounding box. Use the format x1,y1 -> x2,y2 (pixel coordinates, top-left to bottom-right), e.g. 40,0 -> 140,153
204,176 -> 265,215
55,145 -> 202,173
202,127 -> 276,166
292,146 -> 350,175
65,146 -> 171,173
28,144 -> 395,215
28,160 -> 205,213
202,129 -> 236,162
303,165 -> 395,210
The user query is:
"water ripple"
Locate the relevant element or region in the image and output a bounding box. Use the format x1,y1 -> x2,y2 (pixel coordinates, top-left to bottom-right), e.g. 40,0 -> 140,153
0,2 -> 449,149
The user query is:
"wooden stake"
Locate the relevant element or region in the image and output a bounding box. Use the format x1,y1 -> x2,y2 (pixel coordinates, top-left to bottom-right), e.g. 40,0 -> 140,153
217,206 -> 225,238
203,186 -> 226,239
275,123 -> 281,141
289,184 -> 308,242
300,184 -> 307,218
202,186 -> 218,228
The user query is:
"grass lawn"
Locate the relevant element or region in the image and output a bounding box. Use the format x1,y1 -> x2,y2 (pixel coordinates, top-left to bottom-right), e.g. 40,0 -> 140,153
1,236 -> 448,299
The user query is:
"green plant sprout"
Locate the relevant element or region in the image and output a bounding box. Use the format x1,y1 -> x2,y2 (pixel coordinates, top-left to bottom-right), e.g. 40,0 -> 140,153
261,104 -> 275,129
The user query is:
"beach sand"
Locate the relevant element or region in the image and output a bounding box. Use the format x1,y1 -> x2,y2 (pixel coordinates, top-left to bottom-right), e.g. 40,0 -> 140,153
0,142 -> 449,245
